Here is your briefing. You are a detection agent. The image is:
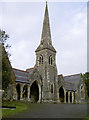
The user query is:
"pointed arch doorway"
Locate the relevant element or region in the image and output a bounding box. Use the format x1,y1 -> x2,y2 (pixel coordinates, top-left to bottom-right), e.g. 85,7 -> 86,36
30,81 -> 40,103
59,86 -> 64,102
16,84 -> 20,100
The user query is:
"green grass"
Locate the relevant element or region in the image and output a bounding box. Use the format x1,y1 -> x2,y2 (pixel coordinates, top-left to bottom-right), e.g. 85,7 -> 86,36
84,117 -> 89,120
2,100 -> 27,118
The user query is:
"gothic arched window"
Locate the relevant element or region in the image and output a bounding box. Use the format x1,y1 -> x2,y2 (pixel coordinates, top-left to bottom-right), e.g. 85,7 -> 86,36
49,55 -> 52,65
42,55 -> 43,64
49,56 -> 50,64
51,84 -> 53,93
39,56 -> 41,64
51,57 -> 52,65
39,55 -> 43,64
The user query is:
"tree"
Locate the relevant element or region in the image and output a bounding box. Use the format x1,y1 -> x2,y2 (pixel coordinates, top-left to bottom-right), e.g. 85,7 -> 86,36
81,72 -> 89,97
0,30 -> 12,91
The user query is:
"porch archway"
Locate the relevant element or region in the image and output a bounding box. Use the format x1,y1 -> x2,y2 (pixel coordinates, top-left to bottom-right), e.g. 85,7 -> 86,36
16,84 -> 20,100
23,85 -> 28,99
30,81 -> 39,102
59,86 -> 64,102
66,91 -> 68,103
70,92 -> 72,103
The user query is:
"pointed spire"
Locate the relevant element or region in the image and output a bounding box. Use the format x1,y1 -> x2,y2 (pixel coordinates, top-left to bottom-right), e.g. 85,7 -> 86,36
41,1 -> 51,43
35,2 -> 56,53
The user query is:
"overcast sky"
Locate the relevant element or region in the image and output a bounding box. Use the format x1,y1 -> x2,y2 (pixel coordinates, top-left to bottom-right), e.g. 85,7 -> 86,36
0,2 -> 87,76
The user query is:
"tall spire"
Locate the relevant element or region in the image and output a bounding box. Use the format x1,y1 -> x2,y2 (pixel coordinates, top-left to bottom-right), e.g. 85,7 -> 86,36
35,2 -> 56,53
41,1 -> 51,43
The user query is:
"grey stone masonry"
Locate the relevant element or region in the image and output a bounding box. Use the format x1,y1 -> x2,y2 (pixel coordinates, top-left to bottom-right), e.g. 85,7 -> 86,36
12,2 -> 87,104
35,2 -> 58,102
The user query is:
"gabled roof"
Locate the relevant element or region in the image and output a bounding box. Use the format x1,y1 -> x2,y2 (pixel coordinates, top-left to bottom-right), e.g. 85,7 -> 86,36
14,66 -> 82,91
29,68 -> 42,82
58,73 -> 82,91
13,68 -> 29,83
64,74 -> 81,91
13,68 -> 35,83
35,44 -> 56,53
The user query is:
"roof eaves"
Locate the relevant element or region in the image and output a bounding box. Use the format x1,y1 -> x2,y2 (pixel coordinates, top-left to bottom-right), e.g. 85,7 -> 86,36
15,79 -> 30,83
64,73 -> 81,78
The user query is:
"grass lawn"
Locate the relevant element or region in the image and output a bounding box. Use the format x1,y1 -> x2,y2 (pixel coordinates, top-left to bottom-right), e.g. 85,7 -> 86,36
2,100 -> 27,118
85,117 -> 89,120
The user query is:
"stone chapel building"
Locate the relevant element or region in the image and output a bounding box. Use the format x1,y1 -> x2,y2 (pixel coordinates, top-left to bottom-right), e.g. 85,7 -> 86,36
12,2 -> 87,103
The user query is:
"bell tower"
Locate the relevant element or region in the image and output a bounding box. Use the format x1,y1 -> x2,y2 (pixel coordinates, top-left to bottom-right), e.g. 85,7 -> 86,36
35,2 -> 58,102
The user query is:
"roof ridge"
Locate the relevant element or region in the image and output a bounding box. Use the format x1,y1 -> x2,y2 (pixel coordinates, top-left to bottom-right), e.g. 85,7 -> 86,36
64,73 -> 81,77
13,68 -> 29,73
26,67 -> 34,70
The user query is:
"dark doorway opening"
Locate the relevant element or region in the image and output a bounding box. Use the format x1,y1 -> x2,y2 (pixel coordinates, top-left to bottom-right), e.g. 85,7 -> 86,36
59,86 -> 64,102
30,81 -> 39,102
74,92 -> 75,102
66,91 -> 68,103
70,92 -> 72,103
16,84 -> 20,100
23,85 -> 28,99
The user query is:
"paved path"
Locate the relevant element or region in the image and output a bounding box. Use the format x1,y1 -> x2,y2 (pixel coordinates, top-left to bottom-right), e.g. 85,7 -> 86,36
9,103 -> 87,118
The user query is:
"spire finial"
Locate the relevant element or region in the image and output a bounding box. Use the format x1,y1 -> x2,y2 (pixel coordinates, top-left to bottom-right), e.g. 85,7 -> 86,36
41,1 -> 50,40
46,1 -> 48,10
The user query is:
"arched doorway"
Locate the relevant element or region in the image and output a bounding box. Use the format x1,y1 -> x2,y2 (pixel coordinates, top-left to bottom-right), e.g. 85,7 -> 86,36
16,84 -> 20,100
59,86 -> 64,102
66,91 -> 68,103
30,81 -> 39,102
70,92 -> 72,103
23,85 -> 28,99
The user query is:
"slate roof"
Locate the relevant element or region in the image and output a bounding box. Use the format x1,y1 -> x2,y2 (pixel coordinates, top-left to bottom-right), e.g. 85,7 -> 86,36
14,67 -> 82,91
13,68 -> 30,83
63,74 -> 81,91
26,68 -> 34,75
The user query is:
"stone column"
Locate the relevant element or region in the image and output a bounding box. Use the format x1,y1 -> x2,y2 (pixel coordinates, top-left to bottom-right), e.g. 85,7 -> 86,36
57,92 -> 60,103
13,83 -> 17,100
68,91 -> 70,103
72,92 -> 74,103
75,91 -> 77,103
27,86 -> 30,101
64,91 -> 66,103
20,84 -> 23,100
38,91 -> 41,103
38,84 -> 41,103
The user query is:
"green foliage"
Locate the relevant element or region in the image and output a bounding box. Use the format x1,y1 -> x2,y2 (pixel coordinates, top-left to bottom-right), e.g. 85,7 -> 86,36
84,116 -> 89,120
2,101 -> 27,118
2,45 -> 12,90
81,72 -> 89,97
0,30 -> 12,91
0,30 -> 9,45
